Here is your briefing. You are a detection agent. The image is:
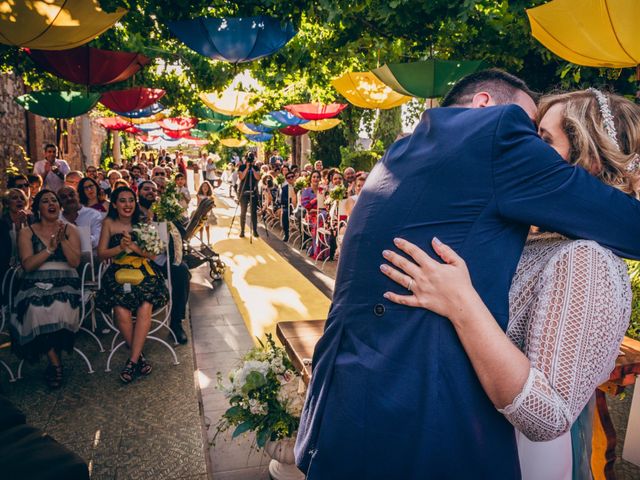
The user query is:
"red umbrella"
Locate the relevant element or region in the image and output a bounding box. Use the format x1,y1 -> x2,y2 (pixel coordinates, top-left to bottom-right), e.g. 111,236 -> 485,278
96,117 -> 133,130
26,47 -> 150,86
158,117 -> 198,131
279,125 -> 308,136
100,87 -> 165,113
283,102 -> 347,120
162,128 -> 192,139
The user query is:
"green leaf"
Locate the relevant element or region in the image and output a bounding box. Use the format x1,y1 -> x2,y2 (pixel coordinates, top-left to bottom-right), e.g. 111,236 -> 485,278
232,421 -> 253,439
242,371 -> 267,394
256,428 -> 271,448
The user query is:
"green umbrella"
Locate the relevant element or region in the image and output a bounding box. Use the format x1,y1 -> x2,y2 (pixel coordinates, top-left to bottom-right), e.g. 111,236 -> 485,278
193,105 -> 236,122
372,59 -> 484,98
190,129 -> 210,139
196,120 -> 227,133
15,91 -> 101,118
261,115 -> 286,129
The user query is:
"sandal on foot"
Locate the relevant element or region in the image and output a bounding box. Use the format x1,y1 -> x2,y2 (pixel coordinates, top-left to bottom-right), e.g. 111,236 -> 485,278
119,359 -> 137,384
45,364 -> 63,389
137,353 -> 152,376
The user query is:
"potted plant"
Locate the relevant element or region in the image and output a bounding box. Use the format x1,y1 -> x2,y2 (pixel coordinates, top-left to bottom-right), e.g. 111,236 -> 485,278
216,334 -> 305,479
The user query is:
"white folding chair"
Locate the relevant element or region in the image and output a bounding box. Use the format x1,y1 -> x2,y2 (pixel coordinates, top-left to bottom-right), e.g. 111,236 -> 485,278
314,214 -> 332,270
104,222 -> 179,372
76,226 -> 105,356
0,266 -> 20,382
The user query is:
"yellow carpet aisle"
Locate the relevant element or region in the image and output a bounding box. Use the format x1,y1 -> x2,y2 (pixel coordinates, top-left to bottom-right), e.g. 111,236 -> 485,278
208,194 -> 332,342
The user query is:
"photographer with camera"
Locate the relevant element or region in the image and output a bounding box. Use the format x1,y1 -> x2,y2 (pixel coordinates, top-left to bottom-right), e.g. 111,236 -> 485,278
33,144 -> 70,193
237,152 -> 261,238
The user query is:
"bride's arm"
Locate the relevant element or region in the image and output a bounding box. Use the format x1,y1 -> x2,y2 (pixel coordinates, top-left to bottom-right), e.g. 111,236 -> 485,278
381,237 -> 629,441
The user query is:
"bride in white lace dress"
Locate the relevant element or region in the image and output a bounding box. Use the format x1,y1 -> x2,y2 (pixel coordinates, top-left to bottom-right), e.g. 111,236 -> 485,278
380,89 -> 640,479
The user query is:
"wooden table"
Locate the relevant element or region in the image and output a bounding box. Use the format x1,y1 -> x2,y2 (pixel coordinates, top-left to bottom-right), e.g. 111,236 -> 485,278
277,321 -> 640,479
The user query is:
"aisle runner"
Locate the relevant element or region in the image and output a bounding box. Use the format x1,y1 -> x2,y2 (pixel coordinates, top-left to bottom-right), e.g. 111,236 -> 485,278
209,194 -> 331,342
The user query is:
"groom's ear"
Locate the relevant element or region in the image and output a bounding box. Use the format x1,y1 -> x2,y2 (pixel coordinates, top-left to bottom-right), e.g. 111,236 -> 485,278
471,92 -> 494,109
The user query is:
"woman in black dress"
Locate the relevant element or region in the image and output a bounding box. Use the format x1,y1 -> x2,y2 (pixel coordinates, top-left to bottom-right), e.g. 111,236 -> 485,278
97,187 -> 168,383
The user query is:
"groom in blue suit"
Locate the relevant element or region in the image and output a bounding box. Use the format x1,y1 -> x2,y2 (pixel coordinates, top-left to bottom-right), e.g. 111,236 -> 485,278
295,70 -> 640,479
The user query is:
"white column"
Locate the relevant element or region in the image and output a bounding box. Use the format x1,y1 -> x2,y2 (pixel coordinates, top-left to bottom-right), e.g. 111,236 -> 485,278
79,115 -> 93,167
113,132 -> 121,165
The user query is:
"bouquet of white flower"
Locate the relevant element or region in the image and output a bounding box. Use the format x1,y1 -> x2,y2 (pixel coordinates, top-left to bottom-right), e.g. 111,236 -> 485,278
328,184 -> 346,201
132,223 -> 164,256
215,334 -> 303,448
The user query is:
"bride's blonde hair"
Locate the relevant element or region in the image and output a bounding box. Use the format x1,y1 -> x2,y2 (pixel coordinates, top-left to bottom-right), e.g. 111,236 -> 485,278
537,90 -> 640,198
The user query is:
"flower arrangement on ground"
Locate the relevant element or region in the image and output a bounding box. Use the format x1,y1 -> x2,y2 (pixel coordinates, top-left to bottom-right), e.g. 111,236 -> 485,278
293,176 -> 309,193
152,179 -> 185,222
215,334 -> 304,448
131,223 -> 164,256
328,184 -> 346,202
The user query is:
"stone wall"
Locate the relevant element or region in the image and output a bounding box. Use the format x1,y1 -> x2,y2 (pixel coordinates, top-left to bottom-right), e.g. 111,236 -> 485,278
0,73 -> 29,175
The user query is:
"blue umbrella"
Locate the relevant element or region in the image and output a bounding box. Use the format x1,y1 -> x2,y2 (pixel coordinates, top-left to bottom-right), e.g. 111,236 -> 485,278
244,122 -> 274,133
114,102 -> 164,118
268,110 -> 309,126
167,16 -> 296,64
245,132 -> 273,142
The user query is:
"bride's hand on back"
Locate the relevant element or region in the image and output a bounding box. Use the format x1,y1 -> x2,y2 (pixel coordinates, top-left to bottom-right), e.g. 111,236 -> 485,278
380,237 -> 478,321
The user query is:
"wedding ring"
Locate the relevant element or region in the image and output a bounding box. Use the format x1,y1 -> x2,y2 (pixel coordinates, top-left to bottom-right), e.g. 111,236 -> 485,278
407,279 -> 414,292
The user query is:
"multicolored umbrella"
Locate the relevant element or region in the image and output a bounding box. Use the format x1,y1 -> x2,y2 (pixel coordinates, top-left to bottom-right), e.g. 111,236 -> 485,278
15,91 -> 100,118
199,91 -> 262,117
27,47 -> 149,86
244,122 -> 274,133
128,112 -> 166,124
220,138 -> 248,148
260,115 -> 286,129
167,16 -> 296,64
135,122 -> 162,132
0,0 -> 126,50
284,102 -> 347,120
196,120 -> 227,133
192,105 -> 236,122
279,125 -> 308,136
245,133 -> 273,142
372,59 -> 483,98
100,87 -> 166,113
163,129 -> 193,140
527,0 -> 640,68
114,103 -> 165,119
301,118 -> 342,131
236,122 -> 261,135
158,117 -> 198,131
268,110 -> 309,126
332,71 -> 411,109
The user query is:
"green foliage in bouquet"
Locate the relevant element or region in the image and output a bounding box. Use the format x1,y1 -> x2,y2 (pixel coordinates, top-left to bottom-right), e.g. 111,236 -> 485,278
627,260 -> 640,340
328,184 -> 346,202
215,334 -> 303,448
152,179 -> 185,222
293,176 -> 309,193
274,173 -> 285,186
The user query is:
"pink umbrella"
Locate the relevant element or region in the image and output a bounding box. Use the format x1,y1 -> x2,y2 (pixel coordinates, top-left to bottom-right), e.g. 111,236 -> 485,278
100,87 -> 166,113
283,102 -> 347,120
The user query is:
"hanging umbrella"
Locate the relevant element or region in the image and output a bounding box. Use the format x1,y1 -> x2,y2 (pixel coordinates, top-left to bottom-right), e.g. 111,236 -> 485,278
284,103 -> 347,120
199,91 -> 262,116
182,137 -> 210,147
193,105 -> 236,122
220,138 -> 248,148
162,129 -> 193,140
268,110 -> 309,126
527,0 -> 640,68
244,122 -> 275,133
15,91 -> 100,118
128,112 -> 166,124
135,122 -> 162,132
279,125 -> 308,136
100,87 -> 166,113
331,71 -> 411,109
301,118 -> 342,131
236,122 -> 261,135
167,16 -> 296,64
114,103 -> 164,119
96,117 -> 133,130
0,0 -> 126,50
190,129 -> 210,139
158,117 -> 198,131
246,133 -> 273,142
27,46 -> 149,86
196,120 -> 227,133
372,59 -> 483,98
260,115 -> 286,129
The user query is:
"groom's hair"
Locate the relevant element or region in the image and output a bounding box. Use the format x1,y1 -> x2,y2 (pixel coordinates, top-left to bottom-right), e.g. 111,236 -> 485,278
442,69 -> 537,107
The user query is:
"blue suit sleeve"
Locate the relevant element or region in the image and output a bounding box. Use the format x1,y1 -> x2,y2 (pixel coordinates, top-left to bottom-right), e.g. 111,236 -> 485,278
492,105 -> 640,259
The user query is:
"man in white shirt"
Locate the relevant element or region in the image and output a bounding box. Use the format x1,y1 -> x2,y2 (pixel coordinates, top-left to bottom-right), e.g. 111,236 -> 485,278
33,144 -> 70,193
58,186 -> 103,251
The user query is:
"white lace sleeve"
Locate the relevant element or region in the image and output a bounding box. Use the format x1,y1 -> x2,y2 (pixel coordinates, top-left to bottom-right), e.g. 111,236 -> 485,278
499,241 -> 631,441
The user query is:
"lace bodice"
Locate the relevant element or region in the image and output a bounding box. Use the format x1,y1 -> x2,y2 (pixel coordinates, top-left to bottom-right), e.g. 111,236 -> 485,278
499,233 -> 631,441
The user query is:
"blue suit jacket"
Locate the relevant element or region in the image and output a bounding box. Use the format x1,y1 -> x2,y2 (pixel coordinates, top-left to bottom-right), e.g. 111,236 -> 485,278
295,105 -> 640,479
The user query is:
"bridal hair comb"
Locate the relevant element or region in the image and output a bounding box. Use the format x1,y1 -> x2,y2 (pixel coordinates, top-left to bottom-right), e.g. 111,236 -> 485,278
587,88 -> 640,173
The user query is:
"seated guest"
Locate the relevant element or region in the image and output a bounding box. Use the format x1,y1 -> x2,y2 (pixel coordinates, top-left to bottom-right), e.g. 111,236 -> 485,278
10,190 -> 81,388
106,169 -> 122,195
344,172 -> 368,217
301,170 -> 327,258
138,180 -> 190,344
175,173 -> 191,211
151,166 -> 167,183
97,170 -> 110,193
64,171 -> 84,190
77,177 -> 108,214
279,171 -> 297,242
2,188 -> 31,231
27,174 -> 43,208
58,186 -> 103,252
343,167 -> 356,195
85,165 -> 98,180
97,187 -> 169,383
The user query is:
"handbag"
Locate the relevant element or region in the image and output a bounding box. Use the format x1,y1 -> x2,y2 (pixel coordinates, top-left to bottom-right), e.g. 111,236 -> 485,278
115,268 -> 145,286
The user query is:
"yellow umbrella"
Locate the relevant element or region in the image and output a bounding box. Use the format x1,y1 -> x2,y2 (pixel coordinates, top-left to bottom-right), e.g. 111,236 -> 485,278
236,122 -> 261,135
527,0 -> 640,68
220,138 -> 248,148
331,71 -> 411,109
128,112 -> 166,124
199,91 -> 263,117
301,118 -> 342,131
0,0 -> 126,50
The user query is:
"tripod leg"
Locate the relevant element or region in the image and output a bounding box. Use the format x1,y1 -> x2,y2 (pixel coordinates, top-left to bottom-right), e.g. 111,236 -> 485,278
227,200 -> 241,238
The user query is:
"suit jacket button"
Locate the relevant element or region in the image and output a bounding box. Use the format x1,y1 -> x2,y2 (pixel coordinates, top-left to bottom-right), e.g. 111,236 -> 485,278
374,304 -> 385,316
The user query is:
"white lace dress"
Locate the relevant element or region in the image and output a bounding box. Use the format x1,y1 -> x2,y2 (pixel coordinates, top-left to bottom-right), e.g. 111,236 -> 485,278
501,233 -> 631,480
